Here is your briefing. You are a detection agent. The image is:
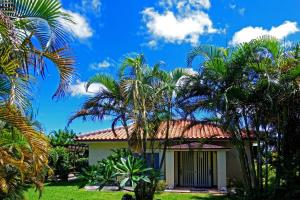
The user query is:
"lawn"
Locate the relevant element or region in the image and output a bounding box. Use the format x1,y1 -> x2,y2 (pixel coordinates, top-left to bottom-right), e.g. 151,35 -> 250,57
25,181 -> 232,200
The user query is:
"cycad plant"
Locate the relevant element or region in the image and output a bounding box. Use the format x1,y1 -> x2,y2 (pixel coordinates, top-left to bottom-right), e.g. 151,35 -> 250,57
115,155 -> 151,189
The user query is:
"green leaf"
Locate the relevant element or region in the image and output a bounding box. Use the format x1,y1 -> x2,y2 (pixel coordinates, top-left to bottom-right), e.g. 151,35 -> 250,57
120,177 -> 129,188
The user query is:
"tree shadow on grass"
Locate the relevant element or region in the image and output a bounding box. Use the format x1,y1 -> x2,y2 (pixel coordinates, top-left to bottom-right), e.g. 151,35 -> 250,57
46,179 -> 84,187
155,194 -> 234,200
190,195 -> 232,200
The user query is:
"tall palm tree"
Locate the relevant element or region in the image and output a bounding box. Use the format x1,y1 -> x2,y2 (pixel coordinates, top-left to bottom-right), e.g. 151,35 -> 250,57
152,67 -> 192,169
181,37 -> 300,198
70,54 -> 189,200
119,55 -> 155,155
0,0 -> 75,197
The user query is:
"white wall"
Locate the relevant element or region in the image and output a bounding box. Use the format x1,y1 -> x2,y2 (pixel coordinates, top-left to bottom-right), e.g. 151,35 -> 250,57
217,151 -> 227,190
88,142 -> 128,165
165,151 -> 175,189
87,140 -> 245,189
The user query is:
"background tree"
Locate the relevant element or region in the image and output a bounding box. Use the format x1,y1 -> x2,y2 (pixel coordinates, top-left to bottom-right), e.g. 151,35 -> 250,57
179,37 -> 300,199
50,128 -> 77,147
48,128 -> 88,180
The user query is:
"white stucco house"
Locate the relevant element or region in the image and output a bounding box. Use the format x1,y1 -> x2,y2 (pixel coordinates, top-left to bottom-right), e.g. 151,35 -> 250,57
76,120 -> 249,190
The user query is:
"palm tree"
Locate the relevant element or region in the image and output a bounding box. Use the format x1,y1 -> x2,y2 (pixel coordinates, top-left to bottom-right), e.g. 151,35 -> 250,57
70,54 -> 189,200
119,55 -> 155,155
0,0 -> 75,197
181,37 -> 300,198
0,0 -> 75,104
68,74 -> 133,146
0,106 -> 50,198
152,67 -> 192,169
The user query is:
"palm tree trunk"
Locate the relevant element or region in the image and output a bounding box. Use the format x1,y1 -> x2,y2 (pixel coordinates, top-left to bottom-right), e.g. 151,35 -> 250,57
121,115 -> 131,151
257,128 -> 262,192
264,130 -> 269,194
142,100 -> 148,159
9,77 -> 16,106
242,110 -> 258,188
275,113 -> 282,190
159,97 -> 172,170
236,124 -> 253,196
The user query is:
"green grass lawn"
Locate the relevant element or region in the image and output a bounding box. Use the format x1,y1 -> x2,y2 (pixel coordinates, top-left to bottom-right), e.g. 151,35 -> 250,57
25,181 -> 232,200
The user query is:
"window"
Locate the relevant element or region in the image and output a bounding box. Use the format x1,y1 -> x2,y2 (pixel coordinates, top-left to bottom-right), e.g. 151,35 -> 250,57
145,153 -> 159,169
133,153 -> 160,169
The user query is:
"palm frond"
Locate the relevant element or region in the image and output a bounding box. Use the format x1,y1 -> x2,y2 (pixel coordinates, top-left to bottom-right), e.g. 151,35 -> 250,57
187,45 -> 225,67
86,74 -> 118,94
0,105 -> 50,176
28,46 -> 75,98
0,105 -> 50,195
5,0 -> 73,50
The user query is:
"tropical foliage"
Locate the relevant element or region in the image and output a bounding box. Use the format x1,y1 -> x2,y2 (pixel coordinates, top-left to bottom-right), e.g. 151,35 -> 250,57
179,37 -> 300,199
0,0 -> 75,198
48,128 -> 88,180
78,150 -> 126,189
49,147 -> 70,181
115,155 -> 152,189
49,129 -> 77,147
79,149 -> 156,194
70,55 -> 189,200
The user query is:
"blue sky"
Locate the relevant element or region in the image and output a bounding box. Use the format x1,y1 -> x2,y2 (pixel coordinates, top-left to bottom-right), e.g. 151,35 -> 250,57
33,0 -> 300,134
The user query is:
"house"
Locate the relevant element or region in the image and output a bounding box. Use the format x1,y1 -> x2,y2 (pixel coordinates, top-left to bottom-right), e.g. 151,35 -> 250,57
75,120 -> 250,190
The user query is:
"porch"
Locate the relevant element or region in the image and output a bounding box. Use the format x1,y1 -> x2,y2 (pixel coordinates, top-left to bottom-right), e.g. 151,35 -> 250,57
164,143 -> 229,191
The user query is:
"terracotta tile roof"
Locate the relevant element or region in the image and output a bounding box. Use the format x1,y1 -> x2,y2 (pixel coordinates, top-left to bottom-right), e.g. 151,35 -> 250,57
75,120 -> 233,142
169,142 -> 229,149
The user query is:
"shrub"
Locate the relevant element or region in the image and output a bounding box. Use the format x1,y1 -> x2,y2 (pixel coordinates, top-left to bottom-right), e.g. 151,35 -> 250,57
155,180 -> 167,192
115,155 -> 152,189
79,149 -> 159,200
0,165 -> 30,200
79,165 -> 101,187
75,157 -> 89,172
49,147 -> 70,181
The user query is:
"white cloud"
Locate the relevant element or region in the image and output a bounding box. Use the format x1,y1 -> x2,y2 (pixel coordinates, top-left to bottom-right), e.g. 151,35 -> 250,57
61,9 -> 93,39
159,0 -> 211,10
81,0 -> 101,14
230,21 -> 299,45
68,80 -> 105,96
142,0 -> 218,47
147,40 -> 158,48
90,58 -> 115,70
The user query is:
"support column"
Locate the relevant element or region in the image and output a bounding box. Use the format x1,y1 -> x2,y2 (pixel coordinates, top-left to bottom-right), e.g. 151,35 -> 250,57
217,151 -> 227,190
165,151 -> 175,189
